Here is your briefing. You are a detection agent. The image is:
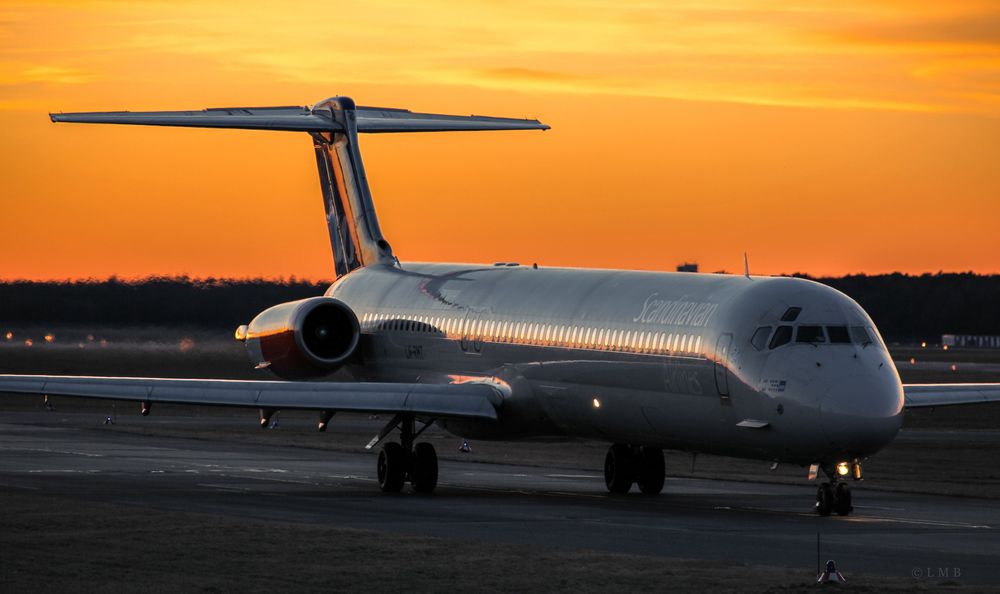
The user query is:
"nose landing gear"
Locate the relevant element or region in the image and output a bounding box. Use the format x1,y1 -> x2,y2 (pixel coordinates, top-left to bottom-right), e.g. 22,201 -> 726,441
604,444 -> 665,495
813,462 -> 857,516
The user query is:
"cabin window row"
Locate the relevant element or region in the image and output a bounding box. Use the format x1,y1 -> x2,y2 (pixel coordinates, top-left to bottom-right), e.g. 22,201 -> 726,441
359,312 -> 704,356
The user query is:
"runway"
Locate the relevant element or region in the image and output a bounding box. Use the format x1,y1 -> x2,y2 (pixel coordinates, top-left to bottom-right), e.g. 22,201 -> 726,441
2,411 -> 998,584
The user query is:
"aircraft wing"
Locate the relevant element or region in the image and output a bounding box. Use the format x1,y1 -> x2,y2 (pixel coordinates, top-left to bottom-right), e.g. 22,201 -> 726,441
903,383 -> 1000,409
49,105 -> 548,134
0,375 -> 500,420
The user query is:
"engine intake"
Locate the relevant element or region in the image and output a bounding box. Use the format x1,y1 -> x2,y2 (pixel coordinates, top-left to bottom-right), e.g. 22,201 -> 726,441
242,297 -> 360,379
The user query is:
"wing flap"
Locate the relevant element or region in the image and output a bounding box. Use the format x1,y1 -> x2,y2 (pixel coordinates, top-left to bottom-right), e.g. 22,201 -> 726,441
0,375 -> 500,420
903,383 -> 1000,409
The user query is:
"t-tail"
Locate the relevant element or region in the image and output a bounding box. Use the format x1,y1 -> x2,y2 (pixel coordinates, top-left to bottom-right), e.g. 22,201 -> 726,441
50,97 -> 549,277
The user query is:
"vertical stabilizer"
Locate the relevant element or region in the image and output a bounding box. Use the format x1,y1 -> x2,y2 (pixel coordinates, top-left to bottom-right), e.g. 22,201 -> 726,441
310,97 -> 394,277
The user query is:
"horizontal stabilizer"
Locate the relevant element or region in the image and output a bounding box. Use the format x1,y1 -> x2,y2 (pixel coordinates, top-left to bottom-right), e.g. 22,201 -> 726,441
0,375 -> 501,420
354,107 -> 549,133
50,103 -> 549,134
50,106 -> 334,132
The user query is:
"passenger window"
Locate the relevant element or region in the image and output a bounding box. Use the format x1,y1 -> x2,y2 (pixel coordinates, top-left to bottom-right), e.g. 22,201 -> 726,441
751,326 -> 772,351
850,326 -> 874,346
781,307 -> 802,322
769,325 -> 793,349
827,326 -> 851,343
796,326 -> 826,343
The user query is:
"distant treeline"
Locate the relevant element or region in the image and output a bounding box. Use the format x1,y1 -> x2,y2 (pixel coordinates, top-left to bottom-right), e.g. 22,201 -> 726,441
0,274 -> 997,342
800,273 -> 1000,343
0,277 -> 328,331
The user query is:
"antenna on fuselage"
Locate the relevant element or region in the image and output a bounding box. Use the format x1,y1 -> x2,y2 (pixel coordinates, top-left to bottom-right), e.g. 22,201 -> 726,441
744,252 -> 751,279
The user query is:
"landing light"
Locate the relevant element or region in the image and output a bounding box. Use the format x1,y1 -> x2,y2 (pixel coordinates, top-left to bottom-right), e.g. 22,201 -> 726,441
592,398 -> 601,409
836,462 -> 850,477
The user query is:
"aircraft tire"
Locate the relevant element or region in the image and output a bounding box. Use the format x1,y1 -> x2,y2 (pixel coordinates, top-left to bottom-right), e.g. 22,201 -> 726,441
411,442 -> 438,494
378,442 -> 405,493
834,482 -> 852,516
815,482 -> 834,516
636,446 -> 665,495
604,444 -> 635,494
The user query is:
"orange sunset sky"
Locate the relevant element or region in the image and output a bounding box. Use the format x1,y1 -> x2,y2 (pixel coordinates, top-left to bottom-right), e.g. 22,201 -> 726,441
1,0 -> 998,280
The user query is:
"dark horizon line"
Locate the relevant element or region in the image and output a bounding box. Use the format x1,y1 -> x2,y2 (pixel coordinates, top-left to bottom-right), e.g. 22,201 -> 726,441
1,270 -> 998,284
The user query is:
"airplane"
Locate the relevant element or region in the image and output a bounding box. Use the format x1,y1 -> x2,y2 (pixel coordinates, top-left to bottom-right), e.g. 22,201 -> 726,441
2,95 -> 999,516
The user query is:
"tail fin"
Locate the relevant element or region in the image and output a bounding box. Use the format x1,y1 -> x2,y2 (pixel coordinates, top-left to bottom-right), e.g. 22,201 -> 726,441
51,96 -> 549,277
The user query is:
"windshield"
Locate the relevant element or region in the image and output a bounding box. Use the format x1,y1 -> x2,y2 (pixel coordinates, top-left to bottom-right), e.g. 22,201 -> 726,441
766,323 -> 879,349
796,326 -> 826,343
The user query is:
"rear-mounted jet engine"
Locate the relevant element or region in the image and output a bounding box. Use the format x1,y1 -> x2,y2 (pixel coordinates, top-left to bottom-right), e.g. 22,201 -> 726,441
238,297 -> 359,379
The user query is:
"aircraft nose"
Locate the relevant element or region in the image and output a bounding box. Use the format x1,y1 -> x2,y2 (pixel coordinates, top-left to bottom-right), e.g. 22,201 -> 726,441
820,373 -> 903,456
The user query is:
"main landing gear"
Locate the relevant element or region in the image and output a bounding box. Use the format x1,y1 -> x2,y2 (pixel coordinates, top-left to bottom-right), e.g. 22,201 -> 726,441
604,443 -> 665,495
814,462 -> 858,516
371,414 -> 439,494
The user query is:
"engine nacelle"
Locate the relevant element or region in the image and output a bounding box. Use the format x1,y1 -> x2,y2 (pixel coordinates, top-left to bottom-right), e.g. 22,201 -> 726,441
241,297 -> 360,380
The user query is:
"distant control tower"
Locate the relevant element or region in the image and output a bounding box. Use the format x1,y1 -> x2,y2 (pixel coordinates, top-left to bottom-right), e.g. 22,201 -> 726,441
676,262 -> 698,273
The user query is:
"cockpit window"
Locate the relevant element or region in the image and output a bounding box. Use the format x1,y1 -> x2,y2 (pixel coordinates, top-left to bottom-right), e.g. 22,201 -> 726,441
826,326 -> 851,343
769,325 -> 793,349
850,326 -> 874,346
781,307 -> 802,322
796,325 -> 826,343
751,326 -> 772,351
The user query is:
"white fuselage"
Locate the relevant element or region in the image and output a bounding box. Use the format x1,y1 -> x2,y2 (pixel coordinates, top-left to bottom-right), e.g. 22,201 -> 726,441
328,262 -> 905,466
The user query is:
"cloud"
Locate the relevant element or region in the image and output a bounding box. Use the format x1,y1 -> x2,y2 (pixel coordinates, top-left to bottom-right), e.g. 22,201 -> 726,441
0,0 -> 998,115
840,12 -> 1000,47
0,63 -> 95,86
19,65 -> 94,84
480,68 -> 581,83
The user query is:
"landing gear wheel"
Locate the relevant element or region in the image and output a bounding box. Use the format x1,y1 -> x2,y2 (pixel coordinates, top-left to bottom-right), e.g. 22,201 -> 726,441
834,482 -> 852,516
411,442 -> 438,494
604,444 -> 635,494
815,482 -> 834,516
377,442 -> 405,493
636,447 -> 665,495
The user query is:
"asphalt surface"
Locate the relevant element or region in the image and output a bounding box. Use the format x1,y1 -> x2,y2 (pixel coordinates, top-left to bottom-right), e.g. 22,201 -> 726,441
2,411 -> 998,584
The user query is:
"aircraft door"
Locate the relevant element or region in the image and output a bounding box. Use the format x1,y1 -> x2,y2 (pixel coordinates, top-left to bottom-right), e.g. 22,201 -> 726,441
714,333 -> 733,403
